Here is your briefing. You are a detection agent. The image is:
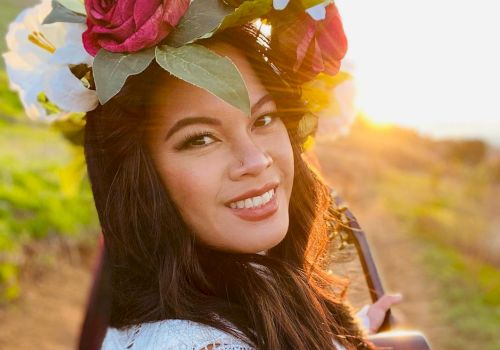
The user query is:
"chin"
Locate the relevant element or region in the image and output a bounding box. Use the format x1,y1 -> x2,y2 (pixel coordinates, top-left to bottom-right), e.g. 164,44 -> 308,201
250,226 -> 288,253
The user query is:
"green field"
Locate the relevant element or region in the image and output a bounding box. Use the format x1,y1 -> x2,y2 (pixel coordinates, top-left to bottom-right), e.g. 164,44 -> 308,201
0,68 -> 99,301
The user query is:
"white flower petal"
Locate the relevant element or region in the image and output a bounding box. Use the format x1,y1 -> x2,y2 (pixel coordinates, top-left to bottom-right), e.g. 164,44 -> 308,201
50,43 -> 93,66
273,0 -> 290,10
58,24 -> 94,65
5,18 -> 53,64
317,79 -> 357,138
21,77 -> 48,121
306,4 -> 327,21
4,52 -> 33,89
44,67 -> 98,113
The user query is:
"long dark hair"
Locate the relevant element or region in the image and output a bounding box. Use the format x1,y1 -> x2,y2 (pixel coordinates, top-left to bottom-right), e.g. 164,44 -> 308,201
84,26 -> 372,350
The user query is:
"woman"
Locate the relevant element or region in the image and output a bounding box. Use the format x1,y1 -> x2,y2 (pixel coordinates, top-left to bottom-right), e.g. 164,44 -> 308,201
83,25 -> 398,349
4,0 -> 400,348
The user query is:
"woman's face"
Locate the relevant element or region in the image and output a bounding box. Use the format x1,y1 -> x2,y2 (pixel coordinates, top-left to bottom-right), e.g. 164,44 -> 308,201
147,42 -> 294,254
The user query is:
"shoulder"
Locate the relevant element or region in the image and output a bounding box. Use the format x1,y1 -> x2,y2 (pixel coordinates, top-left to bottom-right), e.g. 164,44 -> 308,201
101,319 -> 255,350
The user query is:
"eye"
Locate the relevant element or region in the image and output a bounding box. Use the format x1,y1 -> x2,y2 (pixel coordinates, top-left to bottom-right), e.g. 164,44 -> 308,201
253,113 -> 277,128
177,132 -> 218,150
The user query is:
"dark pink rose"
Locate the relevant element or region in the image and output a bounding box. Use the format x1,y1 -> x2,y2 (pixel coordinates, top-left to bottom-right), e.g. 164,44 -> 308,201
82,0 -> 190,56
272,3 -> 347,81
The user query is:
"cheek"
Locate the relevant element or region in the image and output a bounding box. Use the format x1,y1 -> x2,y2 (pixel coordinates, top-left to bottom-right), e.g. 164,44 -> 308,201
268,127 -> 295,197
156,155 -> 222,226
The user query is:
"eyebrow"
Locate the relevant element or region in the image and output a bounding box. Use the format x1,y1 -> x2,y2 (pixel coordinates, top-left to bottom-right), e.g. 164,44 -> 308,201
165,116 -> 221,141
251,94 -> 275,115
164,94 -> 275,141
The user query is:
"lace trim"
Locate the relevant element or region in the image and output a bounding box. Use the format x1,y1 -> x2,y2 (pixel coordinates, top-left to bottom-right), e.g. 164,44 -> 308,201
195,337 -> 255,350
125,324 -> 142,349
102,319 -> 255,350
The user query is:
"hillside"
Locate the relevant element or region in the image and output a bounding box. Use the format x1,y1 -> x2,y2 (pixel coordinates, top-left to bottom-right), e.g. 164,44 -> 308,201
313,117 -> 500,349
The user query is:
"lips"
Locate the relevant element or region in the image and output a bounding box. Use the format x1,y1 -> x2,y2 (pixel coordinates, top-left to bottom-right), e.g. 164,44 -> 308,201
224,182 -> 279,207
229,187 -> 275,209
226,183 -> 279,221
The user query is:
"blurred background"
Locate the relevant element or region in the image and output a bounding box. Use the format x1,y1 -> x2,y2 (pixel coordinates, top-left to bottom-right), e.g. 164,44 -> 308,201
0,0 -> 499,349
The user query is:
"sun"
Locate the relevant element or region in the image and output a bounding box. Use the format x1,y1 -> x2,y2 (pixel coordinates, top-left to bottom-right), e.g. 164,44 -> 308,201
357,112 -> 394,131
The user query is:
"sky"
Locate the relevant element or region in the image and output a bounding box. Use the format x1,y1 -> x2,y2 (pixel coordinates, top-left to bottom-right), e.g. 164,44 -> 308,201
335,0 -> 500,145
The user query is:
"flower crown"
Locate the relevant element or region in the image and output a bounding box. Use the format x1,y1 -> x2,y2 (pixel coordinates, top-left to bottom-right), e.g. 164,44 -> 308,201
3,0 -> 353,144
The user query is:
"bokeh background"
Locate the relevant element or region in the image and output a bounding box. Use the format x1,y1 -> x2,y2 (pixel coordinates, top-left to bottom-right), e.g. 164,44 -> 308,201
0,0 -> 499,349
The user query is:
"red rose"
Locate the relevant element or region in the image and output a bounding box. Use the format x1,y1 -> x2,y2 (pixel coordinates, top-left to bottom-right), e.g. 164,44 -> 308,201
82,0 -> 190,56
272,3 -> 347,81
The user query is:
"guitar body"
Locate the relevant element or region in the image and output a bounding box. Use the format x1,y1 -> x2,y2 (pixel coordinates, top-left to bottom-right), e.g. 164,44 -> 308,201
369,331 -> 431,350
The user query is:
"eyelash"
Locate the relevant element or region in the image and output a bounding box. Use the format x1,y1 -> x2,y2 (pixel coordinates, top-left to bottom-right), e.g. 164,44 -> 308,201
176,131 -> 214,150
176,112 -> 279,150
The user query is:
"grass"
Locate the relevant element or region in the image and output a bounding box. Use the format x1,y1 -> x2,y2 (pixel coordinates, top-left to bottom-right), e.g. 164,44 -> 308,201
377,165 -> 491,260
0,103 -> 99,302
375,163 -> 500,349
420,240 -> 500,349
0,71 -> 24,119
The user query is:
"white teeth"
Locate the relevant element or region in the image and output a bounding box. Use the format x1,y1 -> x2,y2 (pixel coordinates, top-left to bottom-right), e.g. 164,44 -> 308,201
229,188 -> 276,209
262,191 -> 270,203
253,196 -> 263,207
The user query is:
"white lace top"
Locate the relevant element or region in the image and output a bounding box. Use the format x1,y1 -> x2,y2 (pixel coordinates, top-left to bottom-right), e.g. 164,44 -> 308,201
101,319 -> 254,350
101,307 -> 370,350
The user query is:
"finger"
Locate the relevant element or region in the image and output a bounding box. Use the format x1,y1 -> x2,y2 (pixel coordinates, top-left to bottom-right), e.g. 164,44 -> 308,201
373,294 -> 403,311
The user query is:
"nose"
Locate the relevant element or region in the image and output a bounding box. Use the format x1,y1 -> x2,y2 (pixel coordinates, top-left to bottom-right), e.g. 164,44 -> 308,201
229,137 -> 273,180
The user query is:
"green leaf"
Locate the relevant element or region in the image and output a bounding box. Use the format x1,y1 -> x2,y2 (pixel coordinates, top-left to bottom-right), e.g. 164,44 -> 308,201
57,0 -> 86,15
43,0 -> 86,25
166,0 -> 233,47
93,48 -> 155,104
219,0 -> 273,31
155,45 -> 251,116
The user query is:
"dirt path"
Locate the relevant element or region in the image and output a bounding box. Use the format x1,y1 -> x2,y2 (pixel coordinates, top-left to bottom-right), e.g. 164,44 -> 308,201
0,249 -> 95,350
351,200 -> 450,348
312,144 -> 450,349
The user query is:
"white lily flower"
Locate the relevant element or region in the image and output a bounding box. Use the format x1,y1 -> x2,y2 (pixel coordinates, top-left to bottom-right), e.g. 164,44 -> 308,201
2,0 -> 97,122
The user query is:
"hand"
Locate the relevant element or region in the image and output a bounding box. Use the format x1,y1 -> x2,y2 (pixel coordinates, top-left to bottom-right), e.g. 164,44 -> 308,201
367,294 -> 403,334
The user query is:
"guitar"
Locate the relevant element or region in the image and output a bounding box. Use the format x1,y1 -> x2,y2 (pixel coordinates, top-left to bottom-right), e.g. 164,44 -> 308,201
330,193 -> 432,350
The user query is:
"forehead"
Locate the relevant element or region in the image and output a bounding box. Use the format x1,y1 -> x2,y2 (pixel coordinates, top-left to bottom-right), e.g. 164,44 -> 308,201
149,42 -> 271,125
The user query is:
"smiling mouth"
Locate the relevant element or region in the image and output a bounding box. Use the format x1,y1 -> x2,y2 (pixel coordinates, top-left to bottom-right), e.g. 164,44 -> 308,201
226,186 -> 279,222
227,187 -> 276,209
